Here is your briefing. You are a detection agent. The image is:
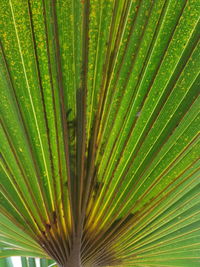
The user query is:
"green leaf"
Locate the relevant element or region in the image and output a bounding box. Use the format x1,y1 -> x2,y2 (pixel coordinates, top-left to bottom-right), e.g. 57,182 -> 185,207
0,0 -> 199,266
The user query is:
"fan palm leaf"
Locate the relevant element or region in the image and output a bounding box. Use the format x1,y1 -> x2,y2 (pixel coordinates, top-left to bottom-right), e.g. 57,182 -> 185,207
0,0 -> 200,266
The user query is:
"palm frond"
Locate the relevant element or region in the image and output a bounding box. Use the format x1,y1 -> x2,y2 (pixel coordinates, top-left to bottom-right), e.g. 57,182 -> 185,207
0,0 -> 200,266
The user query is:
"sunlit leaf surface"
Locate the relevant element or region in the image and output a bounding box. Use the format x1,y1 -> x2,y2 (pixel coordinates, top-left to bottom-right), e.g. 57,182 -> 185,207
0,0 -> 200,266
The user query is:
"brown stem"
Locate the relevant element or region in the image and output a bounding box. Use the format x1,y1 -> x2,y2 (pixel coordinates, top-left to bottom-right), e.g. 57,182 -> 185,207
62,231 -> 82,267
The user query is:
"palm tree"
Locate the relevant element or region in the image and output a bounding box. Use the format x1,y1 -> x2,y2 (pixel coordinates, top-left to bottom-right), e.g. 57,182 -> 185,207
0,0 -> 200,266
